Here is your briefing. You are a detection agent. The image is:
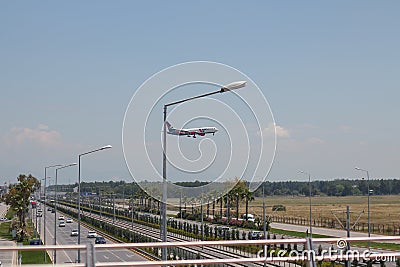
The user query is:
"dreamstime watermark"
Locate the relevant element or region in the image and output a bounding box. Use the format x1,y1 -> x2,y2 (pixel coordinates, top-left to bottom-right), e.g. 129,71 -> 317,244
257,239 -> 398,262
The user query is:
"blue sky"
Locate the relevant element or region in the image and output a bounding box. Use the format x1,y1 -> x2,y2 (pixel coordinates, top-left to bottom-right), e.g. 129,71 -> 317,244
1,1 -> 399,186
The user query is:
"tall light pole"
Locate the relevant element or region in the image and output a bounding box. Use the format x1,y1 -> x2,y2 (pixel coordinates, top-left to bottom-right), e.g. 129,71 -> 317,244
77,145 -> 112,263
43,164 -> 61,262
300,171 -> 312,238
54,163 -> 77,264
355,167 -> 371,247
262,185 -> 267,267
161,81 -> 246,260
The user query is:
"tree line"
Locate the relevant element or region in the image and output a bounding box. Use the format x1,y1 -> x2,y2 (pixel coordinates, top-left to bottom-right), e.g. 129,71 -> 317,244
52,178 -> 400,198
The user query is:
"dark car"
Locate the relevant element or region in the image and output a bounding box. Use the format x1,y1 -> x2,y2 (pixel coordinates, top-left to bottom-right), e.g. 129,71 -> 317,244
47,207 -> 52,211
95,236 -> 106,244
51,208 -> 55,213
29,239 -> 43,245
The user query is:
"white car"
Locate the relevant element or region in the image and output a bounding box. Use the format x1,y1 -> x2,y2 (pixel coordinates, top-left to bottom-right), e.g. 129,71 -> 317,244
87,231 -> 97,238
71,229 -> 79,236
59,221 -> 66,227
58,215 -> 65,220
66,218 -> 73,223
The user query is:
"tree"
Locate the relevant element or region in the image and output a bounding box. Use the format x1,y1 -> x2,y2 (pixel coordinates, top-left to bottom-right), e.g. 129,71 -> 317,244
243,186 -> 255,221
3,174 -> 40,241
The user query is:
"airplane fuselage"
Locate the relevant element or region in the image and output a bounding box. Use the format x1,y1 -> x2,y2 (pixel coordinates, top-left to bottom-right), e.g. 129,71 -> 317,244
166,122 -> 218,138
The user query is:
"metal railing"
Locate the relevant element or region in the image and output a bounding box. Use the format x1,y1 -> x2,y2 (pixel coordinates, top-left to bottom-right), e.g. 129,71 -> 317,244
1,236 -> 399,267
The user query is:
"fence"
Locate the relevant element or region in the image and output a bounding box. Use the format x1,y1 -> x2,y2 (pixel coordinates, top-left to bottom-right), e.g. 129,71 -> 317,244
1,236 -> 399,267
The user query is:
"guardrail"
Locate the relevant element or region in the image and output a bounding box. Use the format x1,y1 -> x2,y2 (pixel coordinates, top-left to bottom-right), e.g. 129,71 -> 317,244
0,236 -> 399,267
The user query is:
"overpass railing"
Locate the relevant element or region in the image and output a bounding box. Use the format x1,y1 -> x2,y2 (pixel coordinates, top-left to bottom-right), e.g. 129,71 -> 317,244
0,236 -> 399,267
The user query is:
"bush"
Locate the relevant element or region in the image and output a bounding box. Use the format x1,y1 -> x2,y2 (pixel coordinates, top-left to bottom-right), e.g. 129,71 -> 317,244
229,218 -> 243,227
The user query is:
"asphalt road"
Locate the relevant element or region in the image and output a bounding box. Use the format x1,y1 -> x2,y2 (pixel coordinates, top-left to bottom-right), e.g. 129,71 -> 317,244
36,204 -> 149,265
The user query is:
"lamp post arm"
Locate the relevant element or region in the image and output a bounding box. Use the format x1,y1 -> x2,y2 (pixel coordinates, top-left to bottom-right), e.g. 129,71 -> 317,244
165,90 -> 222,107
79,148 -> 103,157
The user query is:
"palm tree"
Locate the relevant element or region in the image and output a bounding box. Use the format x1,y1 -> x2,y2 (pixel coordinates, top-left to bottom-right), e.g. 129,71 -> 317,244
244,188 -> 255,221
229,179 -> 247,220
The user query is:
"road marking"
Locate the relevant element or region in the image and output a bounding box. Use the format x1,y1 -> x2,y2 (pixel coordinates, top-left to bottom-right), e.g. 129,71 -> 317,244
103,255 -> 109,259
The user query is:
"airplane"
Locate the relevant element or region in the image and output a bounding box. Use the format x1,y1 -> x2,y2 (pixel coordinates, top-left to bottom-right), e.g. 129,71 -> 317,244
165,121 -> 218,138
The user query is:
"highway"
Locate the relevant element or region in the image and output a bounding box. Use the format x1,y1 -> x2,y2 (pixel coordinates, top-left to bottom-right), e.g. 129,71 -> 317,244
36,205 -> 149,264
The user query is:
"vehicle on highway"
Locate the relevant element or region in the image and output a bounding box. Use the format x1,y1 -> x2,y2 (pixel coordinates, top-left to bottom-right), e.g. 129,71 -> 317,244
48,207 -> 52,211
29,239 -> 43,245
36,212 -> 42,217
87,231 -> 97,238
242,213 -> 256,222
95,236 -> 106,244
51,208 -> 55,213
66,218 -> 73,223
71,229 -> 79,236
58,215 -> 65,220
59,221 -> 66,227
250,230 -> 261,240
37,208 -> 43,213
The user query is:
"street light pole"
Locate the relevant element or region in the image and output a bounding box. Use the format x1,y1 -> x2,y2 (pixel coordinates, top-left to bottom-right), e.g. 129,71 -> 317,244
77,145 -> 112,263
262,185 -> 267,267
300,171 -> 312,238
161,81 -> 246,260
43,164 -> 61,262
355,167 -> 371,247
54,163 -> 77,264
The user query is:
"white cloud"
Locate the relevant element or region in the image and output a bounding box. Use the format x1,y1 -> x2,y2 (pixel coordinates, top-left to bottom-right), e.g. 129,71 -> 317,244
257,123 -> 290,138
3,125 -> 62,148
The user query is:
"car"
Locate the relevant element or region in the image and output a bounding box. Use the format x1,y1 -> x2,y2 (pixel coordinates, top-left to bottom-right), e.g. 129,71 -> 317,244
36,213 -> 42,217
59,221 -> 66,227
66,218 -> 73,223
242,213 -> 256,222
37,209 -> 43,213
29,239 -> 43,245
51,208 -> 55,213
95,236 -> 106,244
58,215 -> 65,220
71,229 -> 79,236
0,217 -> 8,222
250,231 -> 261,240
87,231 -> 97,238
47,207 -> 52,211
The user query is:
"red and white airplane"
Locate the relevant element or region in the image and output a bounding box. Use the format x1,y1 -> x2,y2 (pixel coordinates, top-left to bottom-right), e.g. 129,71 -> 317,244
165,121 -> 218,138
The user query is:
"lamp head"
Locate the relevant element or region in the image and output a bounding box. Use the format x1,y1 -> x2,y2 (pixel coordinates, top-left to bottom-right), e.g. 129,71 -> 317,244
221,81 -> 247,92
